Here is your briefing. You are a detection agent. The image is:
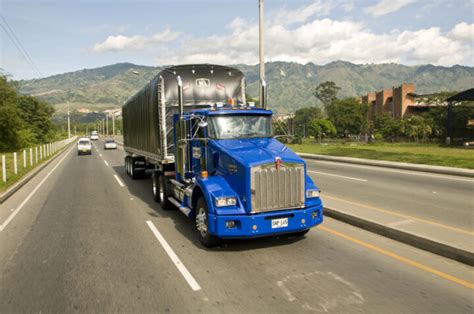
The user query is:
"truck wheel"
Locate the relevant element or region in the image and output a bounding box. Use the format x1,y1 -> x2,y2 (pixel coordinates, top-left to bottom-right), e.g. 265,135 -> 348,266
195,197 -> 220,247
130,159 -> 139,180
125,157 -> 130,175
152,171 -> 160,202
158,174 -> 172,209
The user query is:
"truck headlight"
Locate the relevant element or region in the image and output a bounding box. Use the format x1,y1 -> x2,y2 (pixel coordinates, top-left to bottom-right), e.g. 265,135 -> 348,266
215,197 -> 237,207
306,189 -> 320,198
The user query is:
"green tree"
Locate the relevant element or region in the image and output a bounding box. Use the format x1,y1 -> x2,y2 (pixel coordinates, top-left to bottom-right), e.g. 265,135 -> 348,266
309,118 -> 337,141
374,113 -> 402,141
0,75 -> 57,151
313,81 -> 340,109
17,95 -> 55,143
401,116 -> 432,142
326,97 -> 369,137
293,106 -> 323,137
0,76 -> 24,151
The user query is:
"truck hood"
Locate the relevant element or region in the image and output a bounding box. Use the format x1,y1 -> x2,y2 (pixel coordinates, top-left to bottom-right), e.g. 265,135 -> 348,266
212,138 -> 304,167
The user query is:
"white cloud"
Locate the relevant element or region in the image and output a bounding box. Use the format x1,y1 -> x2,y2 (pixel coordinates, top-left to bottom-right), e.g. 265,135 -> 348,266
365,0 -> 417,17
92,28 -> 180,53
154,18 -> 472,67
271,0 -> 334,26
90,2 -> 473,67
449,22 -> 474,42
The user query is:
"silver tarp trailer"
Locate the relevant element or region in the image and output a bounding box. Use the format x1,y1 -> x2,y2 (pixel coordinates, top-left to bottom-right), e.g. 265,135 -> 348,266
122,64 -> 246,164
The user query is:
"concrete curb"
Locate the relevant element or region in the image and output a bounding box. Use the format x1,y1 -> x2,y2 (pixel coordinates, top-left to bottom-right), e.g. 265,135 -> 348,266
324,206 -> 474,266
299,153 -> 474,178
0,143 -> 74,204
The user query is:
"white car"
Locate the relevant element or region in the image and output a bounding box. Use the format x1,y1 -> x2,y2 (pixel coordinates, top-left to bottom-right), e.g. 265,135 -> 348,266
90,131 -> 99,141
77,138 -> 92,155
104,139 -> 117,150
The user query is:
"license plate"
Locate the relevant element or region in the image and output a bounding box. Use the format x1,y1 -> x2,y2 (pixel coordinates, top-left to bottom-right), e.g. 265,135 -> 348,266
271,218 -> 288,229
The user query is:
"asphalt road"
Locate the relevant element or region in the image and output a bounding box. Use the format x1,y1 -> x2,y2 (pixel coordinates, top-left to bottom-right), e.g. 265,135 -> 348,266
306,159 -> 473,231
0,140 -> 472,313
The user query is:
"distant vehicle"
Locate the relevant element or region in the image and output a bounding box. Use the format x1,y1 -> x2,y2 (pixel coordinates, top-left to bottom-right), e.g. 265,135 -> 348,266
90,131 -> 99,141
104,139 -> 117,150
77,138 -> 92,155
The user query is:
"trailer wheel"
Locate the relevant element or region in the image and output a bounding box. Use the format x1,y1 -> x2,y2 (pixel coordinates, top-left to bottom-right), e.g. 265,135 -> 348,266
151,171 -> 160,202
195,197 -> 220,247
125,157 -> 130,175
158,174 -> 172,209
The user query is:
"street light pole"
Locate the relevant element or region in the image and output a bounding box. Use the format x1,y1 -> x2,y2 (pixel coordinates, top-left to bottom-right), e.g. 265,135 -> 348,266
112,113 -> 115,136
67,101 -> 71,138
259,0 -> 266,108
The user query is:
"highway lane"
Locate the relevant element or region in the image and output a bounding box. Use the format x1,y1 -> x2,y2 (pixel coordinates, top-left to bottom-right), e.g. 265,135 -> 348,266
306,159 -> 473,231
0,140 -> 473,313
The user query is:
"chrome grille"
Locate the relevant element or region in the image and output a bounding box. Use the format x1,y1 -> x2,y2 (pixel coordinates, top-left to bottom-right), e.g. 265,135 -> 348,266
250,163 -> 305,213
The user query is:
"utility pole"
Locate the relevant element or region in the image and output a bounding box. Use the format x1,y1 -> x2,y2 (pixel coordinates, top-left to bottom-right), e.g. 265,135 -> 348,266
67,102 -> 71,138
106,114 -> 109,136
112,112 -> 115,136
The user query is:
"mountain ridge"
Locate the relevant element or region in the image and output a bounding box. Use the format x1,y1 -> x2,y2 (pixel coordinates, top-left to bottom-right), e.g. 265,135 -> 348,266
18,61 -> 474,114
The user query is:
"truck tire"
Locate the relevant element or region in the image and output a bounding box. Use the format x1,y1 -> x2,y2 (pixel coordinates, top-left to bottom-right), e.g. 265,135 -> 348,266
195,197 -> 220,247
151,171 -> 160,202
158,173 -> 172,209
125,157 -> 130,175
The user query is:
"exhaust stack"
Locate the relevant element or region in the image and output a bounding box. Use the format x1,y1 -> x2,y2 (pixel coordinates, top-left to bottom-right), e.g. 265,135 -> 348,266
177,75 -> 184,117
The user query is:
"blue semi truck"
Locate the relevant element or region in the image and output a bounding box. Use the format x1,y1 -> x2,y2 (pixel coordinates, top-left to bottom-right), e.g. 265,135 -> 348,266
122,64 -> 323,247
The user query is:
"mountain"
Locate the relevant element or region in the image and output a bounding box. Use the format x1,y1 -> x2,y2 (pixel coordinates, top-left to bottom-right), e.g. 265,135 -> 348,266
19,61 -> 474,114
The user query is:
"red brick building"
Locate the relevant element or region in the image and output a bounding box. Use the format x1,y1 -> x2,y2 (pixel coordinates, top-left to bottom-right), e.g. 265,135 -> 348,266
360,83 -> 435,121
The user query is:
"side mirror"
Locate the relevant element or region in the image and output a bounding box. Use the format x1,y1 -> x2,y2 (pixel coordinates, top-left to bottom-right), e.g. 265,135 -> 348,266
198,121 -> 208,128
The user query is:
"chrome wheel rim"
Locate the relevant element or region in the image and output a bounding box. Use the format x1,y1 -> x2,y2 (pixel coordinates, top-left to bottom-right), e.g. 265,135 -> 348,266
196,207 -> 207,237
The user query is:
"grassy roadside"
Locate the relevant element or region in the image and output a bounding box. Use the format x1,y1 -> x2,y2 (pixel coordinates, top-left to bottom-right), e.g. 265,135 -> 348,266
288,141 -> 474,169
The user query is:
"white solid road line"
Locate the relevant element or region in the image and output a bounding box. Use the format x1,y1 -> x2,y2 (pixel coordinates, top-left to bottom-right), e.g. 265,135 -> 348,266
308,170 -> 368,182
146,220 -> 202,292
113,174 -> 125,187
104,160 -> 109,166
0,145 -> 73,232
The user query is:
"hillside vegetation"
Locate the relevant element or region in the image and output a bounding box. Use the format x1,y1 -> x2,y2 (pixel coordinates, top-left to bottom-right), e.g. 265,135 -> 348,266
19,61 -> 474,114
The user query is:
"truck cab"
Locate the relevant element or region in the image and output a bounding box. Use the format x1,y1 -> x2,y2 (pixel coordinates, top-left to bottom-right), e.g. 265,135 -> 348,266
165,106 -> 323,246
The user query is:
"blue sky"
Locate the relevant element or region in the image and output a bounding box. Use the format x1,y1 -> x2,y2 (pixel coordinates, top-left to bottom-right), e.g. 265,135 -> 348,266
1,0 -> 473,80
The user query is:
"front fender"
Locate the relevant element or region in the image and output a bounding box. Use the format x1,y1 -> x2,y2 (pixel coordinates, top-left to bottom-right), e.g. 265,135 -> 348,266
194,176 -> 246,215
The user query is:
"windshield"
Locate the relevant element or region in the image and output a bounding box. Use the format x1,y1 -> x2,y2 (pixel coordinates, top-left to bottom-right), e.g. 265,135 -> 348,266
79,140 -> 90,145
106,140 -> 115,143
208,115 -> 272,139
